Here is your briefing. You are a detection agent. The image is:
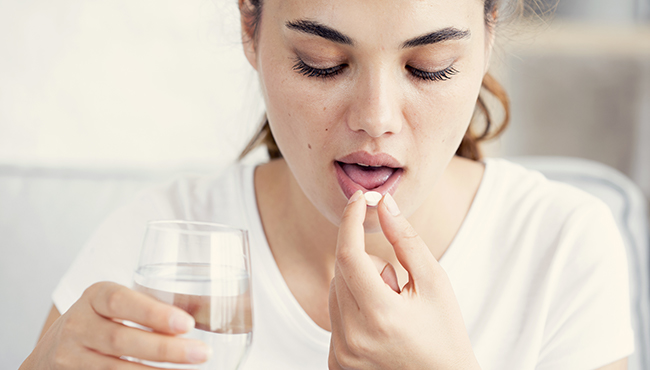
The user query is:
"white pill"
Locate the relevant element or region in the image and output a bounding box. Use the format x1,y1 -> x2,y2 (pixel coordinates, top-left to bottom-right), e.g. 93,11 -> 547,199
364,191 -> 383,207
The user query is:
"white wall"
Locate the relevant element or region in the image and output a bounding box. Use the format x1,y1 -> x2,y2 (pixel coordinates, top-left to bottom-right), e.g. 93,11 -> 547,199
0,0 -> 265,169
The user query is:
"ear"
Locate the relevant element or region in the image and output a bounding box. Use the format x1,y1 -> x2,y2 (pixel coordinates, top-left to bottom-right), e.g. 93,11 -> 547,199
483,10 -> 498,74
239,0 -> 258,71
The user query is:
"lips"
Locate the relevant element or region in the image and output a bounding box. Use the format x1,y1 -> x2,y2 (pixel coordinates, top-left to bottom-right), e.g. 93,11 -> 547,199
335,152 -> 404,200
339,163 -> 396,189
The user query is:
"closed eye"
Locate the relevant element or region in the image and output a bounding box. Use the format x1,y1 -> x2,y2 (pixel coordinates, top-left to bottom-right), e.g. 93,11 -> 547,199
292,58 -> 346,79
292,57 -> 459,82
406,65 -> 459,82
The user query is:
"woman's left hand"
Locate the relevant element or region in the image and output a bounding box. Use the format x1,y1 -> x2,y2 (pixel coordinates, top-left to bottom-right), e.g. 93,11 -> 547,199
328,190 -> 481,370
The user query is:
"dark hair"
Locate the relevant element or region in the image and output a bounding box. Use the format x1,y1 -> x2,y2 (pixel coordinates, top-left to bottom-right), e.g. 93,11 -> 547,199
239,0 -> 512,161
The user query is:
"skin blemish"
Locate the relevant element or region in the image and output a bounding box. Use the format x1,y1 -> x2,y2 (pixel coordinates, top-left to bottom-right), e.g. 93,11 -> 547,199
308,143 -> 312,149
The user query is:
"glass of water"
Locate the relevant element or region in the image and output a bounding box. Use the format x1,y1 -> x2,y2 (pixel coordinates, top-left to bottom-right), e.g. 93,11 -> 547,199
131,220 -> 253,369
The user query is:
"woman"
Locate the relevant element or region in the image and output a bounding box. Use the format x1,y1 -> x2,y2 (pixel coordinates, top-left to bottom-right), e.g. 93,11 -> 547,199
21,0 -> 633,369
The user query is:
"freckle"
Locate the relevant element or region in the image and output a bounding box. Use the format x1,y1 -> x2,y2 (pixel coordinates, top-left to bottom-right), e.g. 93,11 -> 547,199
323,106 -> 327,111
308,143 -> 312,149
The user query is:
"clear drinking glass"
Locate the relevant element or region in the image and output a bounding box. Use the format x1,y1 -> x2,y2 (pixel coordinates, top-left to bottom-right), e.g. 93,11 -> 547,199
131,220 -> 253,369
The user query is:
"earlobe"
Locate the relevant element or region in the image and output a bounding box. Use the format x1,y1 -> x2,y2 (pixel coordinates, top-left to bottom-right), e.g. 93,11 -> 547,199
484,34 -> 494,74
483,11 -> 498,74
239,0 -> 258,70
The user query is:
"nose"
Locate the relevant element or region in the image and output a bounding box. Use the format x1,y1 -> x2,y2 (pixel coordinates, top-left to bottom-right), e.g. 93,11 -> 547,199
347,67 -> 403,138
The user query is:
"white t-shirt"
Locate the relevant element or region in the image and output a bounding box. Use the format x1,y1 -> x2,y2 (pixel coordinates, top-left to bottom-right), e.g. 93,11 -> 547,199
52,158 -> 634,370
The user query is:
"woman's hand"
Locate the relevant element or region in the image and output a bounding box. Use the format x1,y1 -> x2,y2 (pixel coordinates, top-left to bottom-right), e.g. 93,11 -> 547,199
328,190 -> 480,370
21,282 -> 211,369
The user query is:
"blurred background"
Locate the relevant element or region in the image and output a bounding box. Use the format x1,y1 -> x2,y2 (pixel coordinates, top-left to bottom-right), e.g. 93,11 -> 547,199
1,0 -> 649,368
0,0 -> 265,171
487,0 -> 650,201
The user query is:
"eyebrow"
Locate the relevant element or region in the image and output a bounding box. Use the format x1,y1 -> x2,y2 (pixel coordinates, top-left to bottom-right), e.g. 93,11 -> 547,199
285,19 -> 470,48
401,27 -> 471,48
286,20 -> 353,45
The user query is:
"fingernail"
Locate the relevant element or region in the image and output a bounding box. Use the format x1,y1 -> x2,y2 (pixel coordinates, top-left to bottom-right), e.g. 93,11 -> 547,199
187,342 -> 212,363
170,311 -> 194,333
382,193 -> 400,216
348,190 -> 363,204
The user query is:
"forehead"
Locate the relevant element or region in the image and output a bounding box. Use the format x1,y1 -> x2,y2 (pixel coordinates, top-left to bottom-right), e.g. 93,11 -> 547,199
268,0 -> 484,46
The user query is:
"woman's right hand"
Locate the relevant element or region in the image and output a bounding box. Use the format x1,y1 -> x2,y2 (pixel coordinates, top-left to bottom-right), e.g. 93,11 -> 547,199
20,281 -> 212,369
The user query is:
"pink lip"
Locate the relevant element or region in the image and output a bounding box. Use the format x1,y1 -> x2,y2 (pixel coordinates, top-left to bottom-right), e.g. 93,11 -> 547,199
334,151 -> 404,200
336,151 -> 403,168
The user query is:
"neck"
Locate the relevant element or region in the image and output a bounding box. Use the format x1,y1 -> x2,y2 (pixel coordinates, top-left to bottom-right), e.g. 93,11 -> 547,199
255,159 -> 340,283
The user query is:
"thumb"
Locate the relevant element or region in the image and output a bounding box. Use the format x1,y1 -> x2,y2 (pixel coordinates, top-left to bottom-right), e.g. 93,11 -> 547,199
368,254 -> 400,293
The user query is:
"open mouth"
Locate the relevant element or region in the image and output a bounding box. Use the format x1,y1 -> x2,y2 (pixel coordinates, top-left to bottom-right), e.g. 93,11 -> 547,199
334,153 -> 404,200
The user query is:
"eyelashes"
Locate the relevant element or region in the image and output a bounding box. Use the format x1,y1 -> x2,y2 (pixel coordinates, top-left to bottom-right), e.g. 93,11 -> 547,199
405,65 -> 458,82
292,57 -> 458,82
292,58 -> 346,79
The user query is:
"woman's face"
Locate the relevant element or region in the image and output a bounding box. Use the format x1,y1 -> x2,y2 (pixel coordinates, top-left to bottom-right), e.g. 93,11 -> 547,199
243,0 -> 492,230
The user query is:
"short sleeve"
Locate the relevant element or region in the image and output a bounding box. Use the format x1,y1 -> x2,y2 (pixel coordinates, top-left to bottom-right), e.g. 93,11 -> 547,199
535,200 -> 635,370
52,191 -> 167,314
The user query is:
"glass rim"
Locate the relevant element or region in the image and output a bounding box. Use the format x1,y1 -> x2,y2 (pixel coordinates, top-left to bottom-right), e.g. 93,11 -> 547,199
146,220 -> 248,236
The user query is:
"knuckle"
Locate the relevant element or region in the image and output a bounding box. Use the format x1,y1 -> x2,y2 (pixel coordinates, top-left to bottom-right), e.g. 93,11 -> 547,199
139,300 -> 159,322
336,351 -> 360,370
400,224 -> 419,242
365,306 -> 386,324
83,282 -> 103,299
59,316 -> 80,338
340,209 -> 357,224
107,326 -> 127,352
372,314 -> 394,337
155,338 -> 172,361
331,335 -> 361,370
335,249 -> 355,268
105,287 -> 127,316
343,332 -> 368,358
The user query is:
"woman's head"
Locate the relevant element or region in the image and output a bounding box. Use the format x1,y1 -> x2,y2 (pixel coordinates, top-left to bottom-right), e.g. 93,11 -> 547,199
238,0 -> 510,229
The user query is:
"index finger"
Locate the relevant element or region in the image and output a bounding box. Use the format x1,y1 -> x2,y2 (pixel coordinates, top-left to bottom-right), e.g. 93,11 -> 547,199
335,191 -> 388,304
84,282 -> 195,335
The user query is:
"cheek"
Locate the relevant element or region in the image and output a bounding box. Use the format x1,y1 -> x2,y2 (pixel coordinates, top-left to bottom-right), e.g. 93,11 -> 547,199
408,79 -> 481,151
263,70 -> 345,159
403,64 -> 484,180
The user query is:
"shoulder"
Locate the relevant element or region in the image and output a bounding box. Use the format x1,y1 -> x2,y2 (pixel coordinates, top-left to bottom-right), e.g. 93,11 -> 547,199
476,157 -> 623,260
462,158 -> 633,369
482,157 -> 610,218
